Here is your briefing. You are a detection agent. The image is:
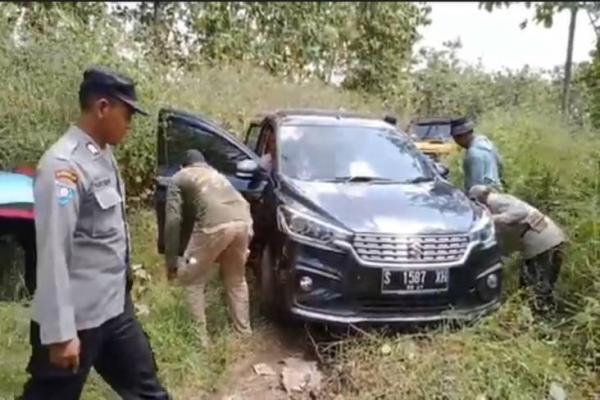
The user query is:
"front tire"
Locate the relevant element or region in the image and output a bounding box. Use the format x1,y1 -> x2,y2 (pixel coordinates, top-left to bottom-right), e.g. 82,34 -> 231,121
257,244 -> 280,318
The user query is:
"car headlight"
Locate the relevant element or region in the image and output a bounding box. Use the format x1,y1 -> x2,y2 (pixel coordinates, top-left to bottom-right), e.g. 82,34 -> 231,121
469,211 -> 496,248
276,205 -> 352,251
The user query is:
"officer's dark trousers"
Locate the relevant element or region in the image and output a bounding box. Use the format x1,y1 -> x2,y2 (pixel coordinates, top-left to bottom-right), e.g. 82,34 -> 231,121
520,244 -> 564,310
20,294 -> 170,400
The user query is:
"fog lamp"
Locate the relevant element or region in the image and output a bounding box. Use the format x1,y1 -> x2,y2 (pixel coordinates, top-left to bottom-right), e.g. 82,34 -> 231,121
486,273 -> 498,289
299,276 -> 313,292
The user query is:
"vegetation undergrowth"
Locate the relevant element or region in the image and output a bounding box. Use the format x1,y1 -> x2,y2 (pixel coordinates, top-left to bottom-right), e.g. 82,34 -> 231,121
0,209 -> 256,399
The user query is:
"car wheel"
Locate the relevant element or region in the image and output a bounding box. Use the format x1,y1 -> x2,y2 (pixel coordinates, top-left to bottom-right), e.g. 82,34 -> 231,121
0,234 -> 30,301
258,244 -> 280,318
20,236 -> 36,297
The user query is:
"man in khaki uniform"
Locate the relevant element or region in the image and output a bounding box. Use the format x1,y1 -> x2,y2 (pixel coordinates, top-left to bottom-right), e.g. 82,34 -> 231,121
164,149 -> 253,341
469,185 -> 567,310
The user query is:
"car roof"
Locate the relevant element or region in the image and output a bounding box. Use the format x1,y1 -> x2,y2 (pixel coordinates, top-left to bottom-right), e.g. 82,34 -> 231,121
411,116 -> 453,125
160,107 -> 227,133
252,108 -> 395,129
161,106 -> 398,133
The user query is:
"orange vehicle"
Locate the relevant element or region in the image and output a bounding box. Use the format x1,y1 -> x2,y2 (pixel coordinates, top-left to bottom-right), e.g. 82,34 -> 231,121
407,117 -> 457,160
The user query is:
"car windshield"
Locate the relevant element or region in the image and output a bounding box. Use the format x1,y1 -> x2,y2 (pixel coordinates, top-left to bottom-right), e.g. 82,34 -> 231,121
411,123 -> 452,141
278,124 -> 436,182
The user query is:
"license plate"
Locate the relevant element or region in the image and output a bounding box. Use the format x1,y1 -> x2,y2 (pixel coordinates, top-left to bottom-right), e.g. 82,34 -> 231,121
381,268 -> 449,294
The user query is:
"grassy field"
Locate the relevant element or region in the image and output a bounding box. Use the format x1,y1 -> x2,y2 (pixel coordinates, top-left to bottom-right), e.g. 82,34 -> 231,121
2,108 -> 599,399
0,208 -> 265,399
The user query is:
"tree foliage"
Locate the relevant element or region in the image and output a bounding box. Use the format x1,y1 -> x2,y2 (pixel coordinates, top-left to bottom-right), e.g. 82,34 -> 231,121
341,2 -> 430,100
109,1 -> 431,93
480,2 -> 597,28
5,2 -> 107,34
408,40 -> 560,120
4,1 -> 600,128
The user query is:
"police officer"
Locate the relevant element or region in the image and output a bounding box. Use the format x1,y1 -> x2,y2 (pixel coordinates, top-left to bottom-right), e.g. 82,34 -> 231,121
164,149 -> 253,345
20,67 -> 170,399
450,117 -> 503,192
469,185 -> 567,311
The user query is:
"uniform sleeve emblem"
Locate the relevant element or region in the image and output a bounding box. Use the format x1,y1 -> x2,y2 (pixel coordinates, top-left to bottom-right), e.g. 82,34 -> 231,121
56,182 -> 76,206
54,169 -> 78,187
53,169 -> 78,206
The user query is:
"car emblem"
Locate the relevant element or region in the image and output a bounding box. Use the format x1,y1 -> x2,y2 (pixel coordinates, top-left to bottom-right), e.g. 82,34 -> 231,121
408,240 -> 423,259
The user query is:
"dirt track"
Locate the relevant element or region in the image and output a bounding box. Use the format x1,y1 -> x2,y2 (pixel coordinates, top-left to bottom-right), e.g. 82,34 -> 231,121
208,322 -> 322,400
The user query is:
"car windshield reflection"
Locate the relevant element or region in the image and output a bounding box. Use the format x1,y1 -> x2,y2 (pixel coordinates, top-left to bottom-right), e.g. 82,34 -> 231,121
279,125 -> 435,183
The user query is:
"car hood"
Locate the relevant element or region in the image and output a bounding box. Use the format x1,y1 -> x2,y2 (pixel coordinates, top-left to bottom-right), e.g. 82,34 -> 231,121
0,172 -> 34,206
283,178 -> 477,235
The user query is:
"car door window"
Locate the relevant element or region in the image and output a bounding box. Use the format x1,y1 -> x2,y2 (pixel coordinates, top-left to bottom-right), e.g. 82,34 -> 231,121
255,124 -> 278,171
245,124 -> 262,153
164,117 -> 249,175
257,125 -> 275,156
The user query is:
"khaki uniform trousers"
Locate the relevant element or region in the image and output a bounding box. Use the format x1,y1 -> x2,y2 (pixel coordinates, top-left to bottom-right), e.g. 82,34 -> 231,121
177,221 -> 252,336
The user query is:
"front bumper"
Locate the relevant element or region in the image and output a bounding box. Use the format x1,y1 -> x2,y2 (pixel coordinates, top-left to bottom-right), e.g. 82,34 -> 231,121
291,298 -> 501,324
278,237 -> 503,325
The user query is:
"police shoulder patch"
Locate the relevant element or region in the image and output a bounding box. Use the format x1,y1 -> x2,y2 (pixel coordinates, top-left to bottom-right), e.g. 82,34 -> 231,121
86,142 -> 99,156
56,181 -> 76,206
54,169 -> 78,187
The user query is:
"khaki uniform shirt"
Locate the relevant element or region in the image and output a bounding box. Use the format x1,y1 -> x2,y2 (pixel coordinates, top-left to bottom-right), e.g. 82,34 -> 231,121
164,163 -> 252,271
486,192 -> 566,259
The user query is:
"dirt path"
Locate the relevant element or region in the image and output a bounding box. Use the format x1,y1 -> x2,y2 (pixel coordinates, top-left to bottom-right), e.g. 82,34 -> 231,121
207,321 -> 323,400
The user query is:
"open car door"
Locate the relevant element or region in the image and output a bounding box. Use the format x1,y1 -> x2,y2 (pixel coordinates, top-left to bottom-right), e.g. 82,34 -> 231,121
155,108 -> 266,254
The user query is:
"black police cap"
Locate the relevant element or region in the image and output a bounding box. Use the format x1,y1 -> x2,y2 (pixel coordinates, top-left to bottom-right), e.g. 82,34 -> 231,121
81,67 -> 148,116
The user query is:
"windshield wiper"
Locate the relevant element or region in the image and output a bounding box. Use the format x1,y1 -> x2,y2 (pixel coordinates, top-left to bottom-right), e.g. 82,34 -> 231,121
324,176 -> 395,183
404,176 -> 434,184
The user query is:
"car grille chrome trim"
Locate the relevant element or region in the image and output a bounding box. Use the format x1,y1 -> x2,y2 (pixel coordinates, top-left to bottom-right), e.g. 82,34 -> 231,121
352,233 -> 470,265
290,300 -> 502,324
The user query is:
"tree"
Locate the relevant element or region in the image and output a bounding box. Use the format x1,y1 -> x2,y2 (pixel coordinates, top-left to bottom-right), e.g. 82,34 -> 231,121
113,2 -> 194,65
3,2 -> 108,38
342,2 -> 431,102
110,1 -> 431,90
563,5 -> 578,113
480,2 -> 597,113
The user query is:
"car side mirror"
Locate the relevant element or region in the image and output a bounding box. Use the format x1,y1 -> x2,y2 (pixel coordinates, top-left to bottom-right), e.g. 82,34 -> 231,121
236,159 -> 260,179
434,162 -> 450,178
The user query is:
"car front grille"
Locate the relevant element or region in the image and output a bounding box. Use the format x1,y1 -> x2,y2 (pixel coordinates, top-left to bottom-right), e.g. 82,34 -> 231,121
353,233 -> 470,264
356,295 -> 452,314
